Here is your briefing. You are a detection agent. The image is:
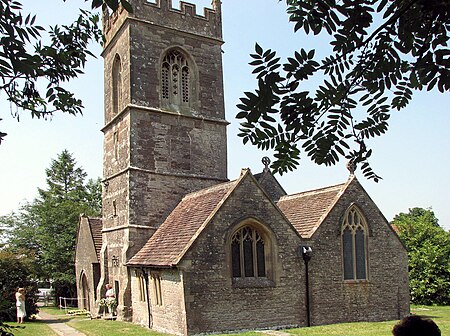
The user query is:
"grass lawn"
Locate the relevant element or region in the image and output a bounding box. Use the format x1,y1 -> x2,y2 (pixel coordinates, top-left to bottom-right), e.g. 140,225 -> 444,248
40,306 -> 165,336
39,306 -> 74,316
282,305 -> 450,336
6,321 -> 58,336
67,319 -> 168,336
7,304 -> 449,336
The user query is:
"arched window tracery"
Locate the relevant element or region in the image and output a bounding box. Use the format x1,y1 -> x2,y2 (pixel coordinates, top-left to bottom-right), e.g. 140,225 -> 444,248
342,206 -> 368,280
161,49 -> 191,107
231,225 -> 266,278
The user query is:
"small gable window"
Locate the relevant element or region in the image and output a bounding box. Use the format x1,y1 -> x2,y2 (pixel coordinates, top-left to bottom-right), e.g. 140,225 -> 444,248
161,49 -> 191,108
342,206 -> 368,280
231,226 -> 266,278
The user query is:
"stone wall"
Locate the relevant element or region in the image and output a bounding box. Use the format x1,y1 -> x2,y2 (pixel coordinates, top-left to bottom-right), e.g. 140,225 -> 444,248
307,178 -> 410,325
178,174 -> 307,334
75,217 -> 100,313
100,0 -> 227,323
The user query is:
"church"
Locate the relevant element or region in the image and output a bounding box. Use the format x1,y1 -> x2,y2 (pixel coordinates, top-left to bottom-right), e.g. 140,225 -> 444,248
74,1 -> 410,335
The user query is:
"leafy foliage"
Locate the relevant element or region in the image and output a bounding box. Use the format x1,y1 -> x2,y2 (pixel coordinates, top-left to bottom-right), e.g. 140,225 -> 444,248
392,208 -> 450,305
237,0 -> 450,180
1,150 -> 102,300
0,0 -> 131,144
0,250 -> 39,322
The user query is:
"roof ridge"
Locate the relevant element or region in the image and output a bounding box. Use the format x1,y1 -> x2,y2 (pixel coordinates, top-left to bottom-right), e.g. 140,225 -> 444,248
280,182 -> 346,201
182,179 -> 236,200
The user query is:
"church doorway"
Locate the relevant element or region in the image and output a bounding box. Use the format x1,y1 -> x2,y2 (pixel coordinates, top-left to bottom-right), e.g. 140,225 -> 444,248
80,273 -> 90,311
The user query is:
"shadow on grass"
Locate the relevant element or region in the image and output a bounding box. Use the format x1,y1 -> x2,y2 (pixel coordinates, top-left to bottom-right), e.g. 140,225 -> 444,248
42,317 -> 73,324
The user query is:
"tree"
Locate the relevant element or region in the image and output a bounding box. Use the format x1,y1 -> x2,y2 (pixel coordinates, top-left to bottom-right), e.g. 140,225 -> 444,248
392,207 -> 450,305
1,150 -> 102,300
0,0 -> 131,144
237,0 -> 450,181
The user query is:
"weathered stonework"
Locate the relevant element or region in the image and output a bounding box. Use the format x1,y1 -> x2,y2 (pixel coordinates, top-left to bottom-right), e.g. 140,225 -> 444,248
99,0 -> 228,323
75,216 -> 102,313
75,1 -> 410,334
179,175 -> 306,334
306,179 -> 410,326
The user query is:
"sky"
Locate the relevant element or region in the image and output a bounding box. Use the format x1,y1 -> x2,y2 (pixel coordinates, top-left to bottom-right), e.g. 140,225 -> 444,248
1,0 -> 449,230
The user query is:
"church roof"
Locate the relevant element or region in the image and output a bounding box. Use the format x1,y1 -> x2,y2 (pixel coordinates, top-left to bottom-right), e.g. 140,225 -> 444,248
277,179 -> 351,238
88,217 -> 103,261
127,179 -> 238,267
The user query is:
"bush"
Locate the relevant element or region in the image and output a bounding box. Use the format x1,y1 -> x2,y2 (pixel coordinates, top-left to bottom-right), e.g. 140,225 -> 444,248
0,250 -> 38,322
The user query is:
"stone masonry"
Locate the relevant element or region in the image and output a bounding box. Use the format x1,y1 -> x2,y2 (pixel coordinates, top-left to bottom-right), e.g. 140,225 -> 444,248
75,1 -> 410,334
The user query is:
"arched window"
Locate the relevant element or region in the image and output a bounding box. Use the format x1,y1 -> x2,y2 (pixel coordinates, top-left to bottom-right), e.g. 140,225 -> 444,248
161,49 -> 190,108
342,206 -> 368,280
112,55 -> 122,115
231,226 -> 266,278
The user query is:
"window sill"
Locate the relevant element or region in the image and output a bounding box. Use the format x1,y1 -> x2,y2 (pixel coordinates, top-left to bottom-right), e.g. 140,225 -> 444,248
232,277 -> 275,288
343,279 -> 369,284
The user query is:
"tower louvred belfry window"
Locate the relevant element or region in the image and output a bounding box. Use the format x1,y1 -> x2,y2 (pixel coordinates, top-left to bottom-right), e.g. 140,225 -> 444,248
161,49 -> 190,106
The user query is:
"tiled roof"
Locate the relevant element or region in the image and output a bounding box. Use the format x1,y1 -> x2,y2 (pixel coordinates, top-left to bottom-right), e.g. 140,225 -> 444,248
127,180 -> 237,267
88,217 -> 103,261
277,182 -> 347,238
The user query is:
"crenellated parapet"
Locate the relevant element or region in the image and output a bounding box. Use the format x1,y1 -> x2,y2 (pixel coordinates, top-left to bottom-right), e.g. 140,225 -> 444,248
103,0 -> 222,45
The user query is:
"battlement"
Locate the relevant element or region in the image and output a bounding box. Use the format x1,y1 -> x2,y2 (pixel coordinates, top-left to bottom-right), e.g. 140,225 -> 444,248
103,0 -> 222,44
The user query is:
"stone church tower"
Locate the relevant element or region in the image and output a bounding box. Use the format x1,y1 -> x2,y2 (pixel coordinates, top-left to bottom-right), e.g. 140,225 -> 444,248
99,0 -> 228,318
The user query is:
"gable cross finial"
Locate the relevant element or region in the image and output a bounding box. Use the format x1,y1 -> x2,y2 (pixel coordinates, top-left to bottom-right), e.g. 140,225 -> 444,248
346,160 -> 356,175
262,157 -> 271,172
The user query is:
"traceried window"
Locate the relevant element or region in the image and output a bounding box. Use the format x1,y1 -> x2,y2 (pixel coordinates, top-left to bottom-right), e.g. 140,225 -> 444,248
342,206 -> 368,280
231,226 -> 266,278
112,55 -> 122,116
161,49 -> 190,107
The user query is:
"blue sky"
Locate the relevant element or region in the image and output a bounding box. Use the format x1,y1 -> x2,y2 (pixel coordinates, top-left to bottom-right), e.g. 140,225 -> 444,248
1,0 -> 449,229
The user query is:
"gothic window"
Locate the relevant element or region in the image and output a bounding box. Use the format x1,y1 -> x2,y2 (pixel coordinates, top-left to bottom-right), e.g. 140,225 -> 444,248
112,55 -> 122,116
161,49 -> 191,107
342,206 -> 368,280
231,226 -> 266,278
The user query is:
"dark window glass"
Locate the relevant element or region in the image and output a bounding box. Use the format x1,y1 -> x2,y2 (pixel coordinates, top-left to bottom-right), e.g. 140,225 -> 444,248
343,228 -> 354,280
256,240 -> 265,277
231,240 -> 241,277
355,228 -> 366,279
243,238 -> 254,277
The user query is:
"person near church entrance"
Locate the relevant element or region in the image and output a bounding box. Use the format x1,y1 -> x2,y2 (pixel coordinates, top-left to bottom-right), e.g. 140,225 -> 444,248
15,288 -> 26,323
105,284 -> 116,317
105,284 -> 115,299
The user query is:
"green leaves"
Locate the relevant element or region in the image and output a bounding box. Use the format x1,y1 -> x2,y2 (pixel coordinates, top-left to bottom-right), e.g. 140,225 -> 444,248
1,151 -> 102,300
236,0 -> 450,180
0,0 -> 133,144
393,208 -> 450,305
